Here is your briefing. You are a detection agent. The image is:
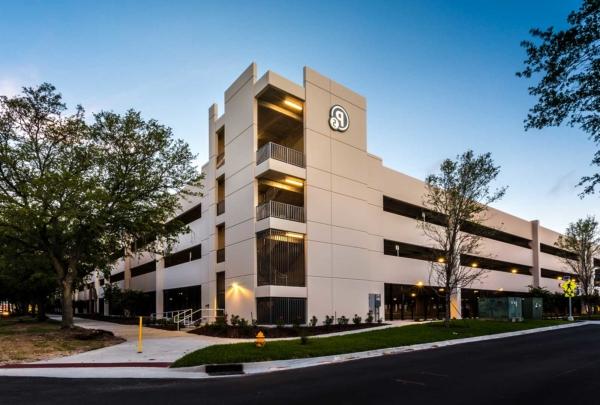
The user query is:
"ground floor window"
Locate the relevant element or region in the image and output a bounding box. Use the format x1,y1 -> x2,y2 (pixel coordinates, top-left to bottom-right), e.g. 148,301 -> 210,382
256,297 -> 306,324
163,285 -> 201,312
107,291 -> 155,316
385,283 -> 446,320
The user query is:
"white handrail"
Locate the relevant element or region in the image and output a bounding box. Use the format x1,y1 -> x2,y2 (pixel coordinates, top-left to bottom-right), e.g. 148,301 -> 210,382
150,308 -> 225,330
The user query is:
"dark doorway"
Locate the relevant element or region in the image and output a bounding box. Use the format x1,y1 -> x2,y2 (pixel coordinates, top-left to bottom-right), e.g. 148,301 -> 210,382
216,272 -> 225,316
163,285 -> 202,312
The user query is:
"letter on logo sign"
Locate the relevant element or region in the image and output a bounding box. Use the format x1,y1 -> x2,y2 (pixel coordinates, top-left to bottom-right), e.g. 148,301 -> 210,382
329,105 -> 349,132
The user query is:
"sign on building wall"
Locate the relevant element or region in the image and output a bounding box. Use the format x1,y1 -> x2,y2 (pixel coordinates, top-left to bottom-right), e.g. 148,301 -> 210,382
329,105 -> 349,132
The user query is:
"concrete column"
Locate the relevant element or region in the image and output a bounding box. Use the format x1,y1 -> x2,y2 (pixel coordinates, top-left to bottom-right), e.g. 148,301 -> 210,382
531,220 -> 541,288
155,256 -> 164,316
450,287 -> 462,319
94,276 -> 101,314
124,252 -> 131,290
208,103 -> 218,160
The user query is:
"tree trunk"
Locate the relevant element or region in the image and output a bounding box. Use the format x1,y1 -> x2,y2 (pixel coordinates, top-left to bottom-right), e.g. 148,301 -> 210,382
36,299 -> 47,322
61,276 -> 74,329
444,290 -> 451,328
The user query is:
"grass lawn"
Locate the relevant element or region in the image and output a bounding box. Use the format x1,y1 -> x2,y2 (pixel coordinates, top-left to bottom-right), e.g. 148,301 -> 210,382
172,319 -> 567,368
0,316 -> 125,365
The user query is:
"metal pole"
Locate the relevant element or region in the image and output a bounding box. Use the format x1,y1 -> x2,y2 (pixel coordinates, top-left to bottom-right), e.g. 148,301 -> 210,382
568,297 -> 574,321
137,316 -> 143,353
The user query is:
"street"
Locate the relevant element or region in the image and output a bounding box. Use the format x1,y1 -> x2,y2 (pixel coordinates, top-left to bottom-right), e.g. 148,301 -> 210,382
1,324 -> 599,405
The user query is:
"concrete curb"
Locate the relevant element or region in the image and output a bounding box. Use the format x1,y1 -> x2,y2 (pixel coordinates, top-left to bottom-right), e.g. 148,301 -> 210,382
0,321 -> 593,379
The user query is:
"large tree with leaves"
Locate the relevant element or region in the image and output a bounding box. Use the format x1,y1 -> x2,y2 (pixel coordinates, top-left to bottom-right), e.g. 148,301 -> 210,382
556,216 -> 600,315
420,150 -> 506,327
0,237 -> 56,320
517,0 -> 600,193
0,84 -> 202,328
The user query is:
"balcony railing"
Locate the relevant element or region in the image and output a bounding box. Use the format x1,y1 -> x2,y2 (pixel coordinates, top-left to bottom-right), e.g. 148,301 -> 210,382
216,152 -> 225,169
256,142 -> 305,168
216,200 -> 225,216
256,200 -> 305,223
216,248 -> 225,263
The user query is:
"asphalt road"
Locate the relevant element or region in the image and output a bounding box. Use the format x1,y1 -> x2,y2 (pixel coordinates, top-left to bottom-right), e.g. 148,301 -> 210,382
2,325 -> 600,405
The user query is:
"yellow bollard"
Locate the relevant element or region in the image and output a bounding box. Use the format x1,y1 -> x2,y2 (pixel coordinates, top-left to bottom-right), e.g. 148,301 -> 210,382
137,316 -> 143,353
255,331 -> 265,348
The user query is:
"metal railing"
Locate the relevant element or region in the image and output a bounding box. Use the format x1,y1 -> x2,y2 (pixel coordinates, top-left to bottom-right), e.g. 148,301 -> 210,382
216,200 -> 225,216
217,248 -> 225,263
150,308 -> 225,330
216,152 -> 225,168
256,142 -> 305,168
256,200 -> 305,223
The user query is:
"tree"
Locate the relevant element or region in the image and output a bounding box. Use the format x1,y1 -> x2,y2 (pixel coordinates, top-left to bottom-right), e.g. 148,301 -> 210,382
517,1 -> 600,194
420,150 -> 506,327
0,239 -> 56,320
0,83 -> 202,328
556,216 -> 600,315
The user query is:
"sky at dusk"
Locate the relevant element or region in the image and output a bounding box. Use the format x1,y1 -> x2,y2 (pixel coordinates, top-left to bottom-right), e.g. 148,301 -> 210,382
0,0 -> 594,231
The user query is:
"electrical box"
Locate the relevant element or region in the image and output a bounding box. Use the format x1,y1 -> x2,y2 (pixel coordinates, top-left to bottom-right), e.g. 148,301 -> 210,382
522,297 -> 543,320
369,293 -> 381,321
478,297 -> 523,321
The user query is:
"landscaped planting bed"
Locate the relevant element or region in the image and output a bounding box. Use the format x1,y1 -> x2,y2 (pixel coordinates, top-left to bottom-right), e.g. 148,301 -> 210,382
189,322 -> 386,339
189,314 -> 387,338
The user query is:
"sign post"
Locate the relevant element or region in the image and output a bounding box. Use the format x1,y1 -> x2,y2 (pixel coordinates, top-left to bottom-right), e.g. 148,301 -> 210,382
561,278 -> 577,322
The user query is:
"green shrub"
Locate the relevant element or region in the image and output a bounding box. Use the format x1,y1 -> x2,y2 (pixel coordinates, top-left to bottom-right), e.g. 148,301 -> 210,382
337,315 -> 349,325
352,314 -> 362,325
324,315 -> 334,327
309,315 -> 318,327
365,311 -> 374,324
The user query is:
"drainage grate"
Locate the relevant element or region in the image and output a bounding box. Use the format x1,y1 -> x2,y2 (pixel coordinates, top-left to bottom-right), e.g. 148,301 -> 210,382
205,363 -> 244,376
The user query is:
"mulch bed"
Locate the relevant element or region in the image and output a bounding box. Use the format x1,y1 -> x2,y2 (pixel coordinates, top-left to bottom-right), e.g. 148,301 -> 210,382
189,323 -> 387,339
0,318 -> 125,365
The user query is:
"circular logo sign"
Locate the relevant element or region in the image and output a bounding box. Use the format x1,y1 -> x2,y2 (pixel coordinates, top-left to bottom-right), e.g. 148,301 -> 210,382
329,105 -> 349,132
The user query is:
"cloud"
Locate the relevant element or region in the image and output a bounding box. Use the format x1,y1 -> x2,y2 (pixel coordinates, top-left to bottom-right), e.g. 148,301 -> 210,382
0,78 -> 22,97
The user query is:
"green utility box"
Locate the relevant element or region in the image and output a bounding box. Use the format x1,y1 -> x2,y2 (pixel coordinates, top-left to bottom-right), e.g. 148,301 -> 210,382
478,297 -> 523,321
522,297 -> 543,320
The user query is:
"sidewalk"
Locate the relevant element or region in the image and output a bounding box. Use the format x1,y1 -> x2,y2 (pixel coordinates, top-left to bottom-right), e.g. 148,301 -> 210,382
0,319 -> 593,379
33,315 -> 245,365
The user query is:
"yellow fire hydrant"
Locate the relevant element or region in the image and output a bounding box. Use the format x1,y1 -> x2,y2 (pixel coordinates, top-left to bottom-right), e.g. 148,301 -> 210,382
255,331 -> 265,348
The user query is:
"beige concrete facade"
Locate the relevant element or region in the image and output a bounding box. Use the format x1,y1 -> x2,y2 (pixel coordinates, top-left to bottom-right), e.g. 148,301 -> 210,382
78,63 -> 577,323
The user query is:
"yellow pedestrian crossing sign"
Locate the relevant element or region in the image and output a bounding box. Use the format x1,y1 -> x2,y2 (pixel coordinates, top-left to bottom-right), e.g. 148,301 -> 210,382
561,279 -> 577,298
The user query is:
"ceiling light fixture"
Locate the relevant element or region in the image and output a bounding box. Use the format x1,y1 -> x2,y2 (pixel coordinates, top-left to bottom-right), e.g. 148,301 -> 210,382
284,99 -> 303,111
284,178 -> 304,187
